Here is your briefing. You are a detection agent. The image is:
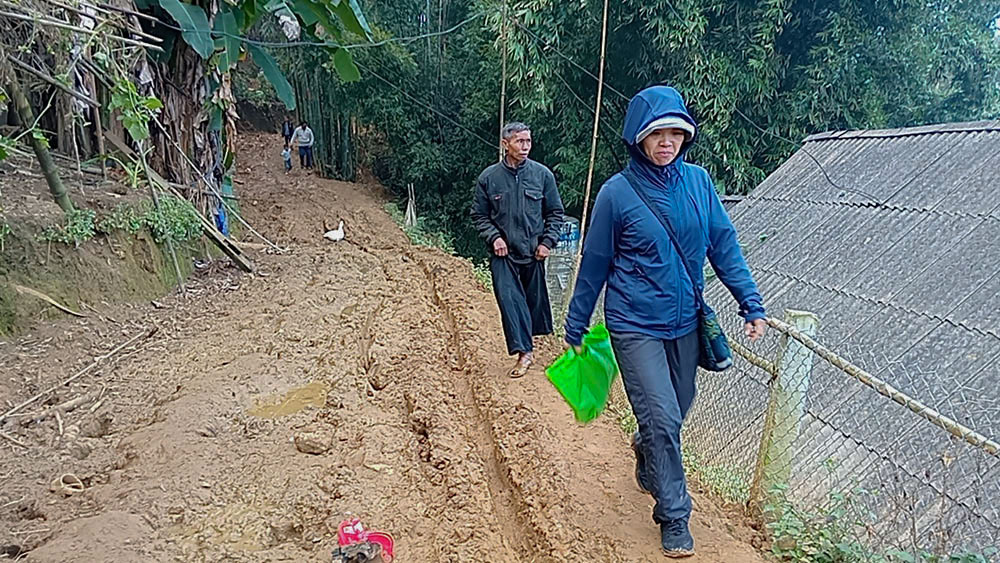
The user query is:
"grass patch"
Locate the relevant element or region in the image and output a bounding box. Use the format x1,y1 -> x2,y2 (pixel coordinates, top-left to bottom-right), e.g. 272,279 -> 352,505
385,201 -> 456,253
765,482 -> 997,562
682,446 -> 751,505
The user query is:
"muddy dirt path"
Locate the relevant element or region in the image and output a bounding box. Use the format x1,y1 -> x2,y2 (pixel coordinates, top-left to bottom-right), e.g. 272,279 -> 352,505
1,135 -> 764,562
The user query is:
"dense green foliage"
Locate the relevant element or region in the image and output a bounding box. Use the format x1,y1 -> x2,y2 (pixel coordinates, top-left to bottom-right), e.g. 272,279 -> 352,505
261,0 -> 999,259
139,0 -> 372,102
38,196 -> 202,247
96,197 -> 204,245
40,209 -> 97,246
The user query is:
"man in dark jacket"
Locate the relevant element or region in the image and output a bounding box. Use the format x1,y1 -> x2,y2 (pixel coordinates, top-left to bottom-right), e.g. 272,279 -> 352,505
472,122 -> 564,378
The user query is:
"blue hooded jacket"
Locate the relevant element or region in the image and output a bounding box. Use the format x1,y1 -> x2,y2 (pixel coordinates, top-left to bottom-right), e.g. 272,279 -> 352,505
564,86 -> 765,346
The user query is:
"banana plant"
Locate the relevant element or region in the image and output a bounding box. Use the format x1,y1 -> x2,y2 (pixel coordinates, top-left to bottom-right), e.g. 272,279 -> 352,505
147,0 -> 371,110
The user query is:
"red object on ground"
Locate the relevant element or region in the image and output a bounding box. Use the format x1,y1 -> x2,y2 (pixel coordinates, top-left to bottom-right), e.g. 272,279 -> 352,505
333,518 -> 394,563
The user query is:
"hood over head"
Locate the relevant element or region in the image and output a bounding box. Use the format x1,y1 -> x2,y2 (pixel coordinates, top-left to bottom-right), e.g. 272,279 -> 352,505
622,85 -> 698,166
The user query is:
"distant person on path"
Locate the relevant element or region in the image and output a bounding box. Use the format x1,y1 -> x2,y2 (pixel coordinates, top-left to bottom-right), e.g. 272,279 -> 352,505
281,117 -> 294,145
472,122 -> 564,378
292,120 -> 315,169
564,85 -> 767,558
281,142 -> 292,173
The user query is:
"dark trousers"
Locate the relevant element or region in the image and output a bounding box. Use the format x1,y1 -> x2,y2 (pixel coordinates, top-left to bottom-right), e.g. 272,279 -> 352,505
299,146 -> 314,168
490,256 -> 553,355
611,329 -> 699,524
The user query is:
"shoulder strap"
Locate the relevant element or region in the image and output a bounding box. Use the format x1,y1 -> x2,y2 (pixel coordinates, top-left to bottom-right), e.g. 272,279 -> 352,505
621,171 -> 705,300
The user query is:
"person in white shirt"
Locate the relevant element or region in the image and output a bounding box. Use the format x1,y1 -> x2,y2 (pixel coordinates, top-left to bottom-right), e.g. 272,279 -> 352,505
291,120 -> 315,169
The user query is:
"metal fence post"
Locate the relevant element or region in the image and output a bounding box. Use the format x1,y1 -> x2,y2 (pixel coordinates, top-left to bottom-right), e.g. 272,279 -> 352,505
749,309 -> 820,519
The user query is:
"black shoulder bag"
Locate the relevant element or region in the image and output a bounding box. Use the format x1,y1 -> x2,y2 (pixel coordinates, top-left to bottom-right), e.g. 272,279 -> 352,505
622,172 -> 733,372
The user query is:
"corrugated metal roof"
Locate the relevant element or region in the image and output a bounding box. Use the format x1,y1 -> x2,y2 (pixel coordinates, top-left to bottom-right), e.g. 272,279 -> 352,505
706,119 -> 1000,430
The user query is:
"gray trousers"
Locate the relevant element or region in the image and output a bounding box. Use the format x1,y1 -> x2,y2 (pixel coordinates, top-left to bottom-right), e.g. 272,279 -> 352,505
611,329 -> 699,523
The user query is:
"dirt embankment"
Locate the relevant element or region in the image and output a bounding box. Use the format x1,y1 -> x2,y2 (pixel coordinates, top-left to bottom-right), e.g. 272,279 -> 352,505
0,134 -> 764,562
0,156 -> 206,337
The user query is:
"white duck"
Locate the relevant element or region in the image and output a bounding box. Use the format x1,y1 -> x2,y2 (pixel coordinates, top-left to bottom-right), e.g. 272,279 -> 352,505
323,219 -> 345,242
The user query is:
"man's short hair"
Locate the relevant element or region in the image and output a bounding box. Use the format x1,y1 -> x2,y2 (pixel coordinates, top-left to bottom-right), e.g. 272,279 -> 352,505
502,122 -> 530,140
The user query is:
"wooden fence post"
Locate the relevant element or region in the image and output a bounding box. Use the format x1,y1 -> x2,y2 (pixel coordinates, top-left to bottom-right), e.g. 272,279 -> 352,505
749,309 -> 820,519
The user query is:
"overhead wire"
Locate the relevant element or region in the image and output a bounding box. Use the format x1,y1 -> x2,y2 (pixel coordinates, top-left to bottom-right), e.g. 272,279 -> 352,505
354,60 -> 498,150
507,17 -> 630,102
528,35 -> 624,168
136,8 -> 485,50
143,6 -> 496,149
505,10 -> 882,203
30,0 -> 879,202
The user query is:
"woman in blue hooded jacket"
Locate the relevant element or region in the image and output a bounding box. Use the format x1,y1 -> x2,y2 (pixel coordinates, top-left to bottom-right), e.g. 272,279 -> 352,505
564,85 -> 767,557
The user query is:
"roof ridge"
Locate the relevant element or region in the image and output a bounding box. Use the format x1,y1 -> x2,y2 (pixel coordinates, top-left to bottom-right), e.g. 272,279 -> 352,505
743,194 -> 995,220
804,120 -> 1000,143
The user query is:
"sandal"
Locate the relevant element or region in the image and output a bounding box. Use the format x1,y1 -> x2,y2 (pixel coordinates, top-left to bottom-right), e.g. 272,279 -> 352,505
509,356 -> 532,379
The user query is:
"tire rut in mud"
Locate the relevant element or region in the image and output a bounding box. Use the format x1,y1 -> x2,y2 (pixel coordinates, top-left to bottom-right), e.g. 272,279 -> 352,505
413,256 -> 544,561
359,244 -> 538,561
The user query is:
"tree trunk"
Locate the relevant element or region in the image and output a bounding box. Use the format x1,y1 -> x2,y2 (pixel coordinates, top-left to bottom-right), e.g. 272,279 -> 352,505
6,70 -> 74,212
148,38 -> 236,220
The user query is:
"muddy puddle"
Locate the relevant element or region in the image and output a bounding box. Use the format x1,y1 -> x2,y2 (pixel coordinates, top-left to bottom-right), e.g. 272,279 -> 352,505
248,381 -> 329,418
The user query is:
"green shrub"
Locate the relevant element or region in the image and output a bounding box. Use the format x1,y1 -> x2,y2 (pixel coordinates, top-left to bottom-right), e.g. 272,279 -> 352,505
40,208 -> 96,246
96,204 -> 143,235
764,484 -> 998,563
385,201 -> 456,254
144,195 -> 201,245
95,196 -> 202,245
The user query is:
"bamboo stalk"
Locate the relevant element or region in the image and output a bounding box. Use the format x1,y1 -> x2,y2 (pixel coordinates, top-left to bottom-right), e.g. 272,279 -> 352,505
768,317 -> 1000,458
5,56 -> 99,107
563,0 -> 610,319
0,9 -> 164,51
4,62 -> 74,212
88,64 -> 107,178
497,0 -> 507,161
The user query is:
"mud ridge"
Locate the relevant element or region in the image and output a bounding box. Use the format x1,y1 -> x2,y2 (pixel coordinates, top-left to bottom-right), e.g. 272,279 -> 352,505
413,253 -> 548,560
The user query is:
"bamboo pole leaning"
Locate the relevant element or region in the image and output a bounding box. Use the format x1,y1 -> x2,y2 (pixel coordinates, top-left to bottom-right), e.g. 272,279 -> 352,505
2,54 -> 75,212
5,56 -> 99,107
766,317 -> 1000,458
497,0 -> 508,161
562,0 -> 611,320
0,9 -> 164,51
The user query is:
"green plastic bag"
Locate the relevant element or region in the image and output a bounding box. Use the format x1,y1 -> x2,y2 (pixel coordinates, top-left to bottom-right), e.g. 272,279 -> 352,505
546,324 -> 620,423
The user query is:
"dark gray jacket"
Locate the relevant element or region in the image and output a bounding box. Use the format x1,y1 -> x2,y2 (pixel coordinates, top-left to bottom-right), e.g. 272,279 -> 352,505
472,158 -> 565,264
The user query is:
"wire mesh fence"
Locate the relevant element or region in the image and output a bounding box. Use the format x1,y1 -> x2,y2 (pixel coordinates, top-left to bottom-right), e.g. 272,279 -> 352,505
607,306 -> 1000,560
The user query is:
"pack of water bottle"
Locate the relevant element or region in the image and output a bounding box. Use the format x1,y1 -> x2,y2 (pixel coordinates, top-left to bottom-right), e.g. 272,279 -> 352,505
545,217 -> 604,323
